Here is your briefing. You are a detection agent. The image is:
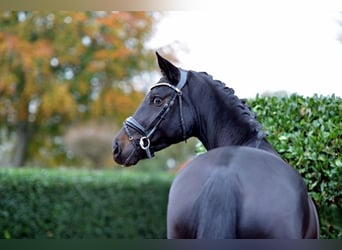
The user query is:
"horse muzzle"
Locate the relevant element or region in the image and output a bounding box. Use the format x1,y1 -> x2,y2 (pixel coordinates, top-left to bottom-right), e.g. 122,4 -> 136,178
112,127 -> 153,167
112,130 -> 138,166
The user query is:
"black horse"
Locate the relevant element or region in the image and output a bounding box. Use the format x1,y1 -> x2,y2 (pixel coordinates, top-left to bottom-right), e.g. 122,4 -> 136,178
112,52 -> 319,239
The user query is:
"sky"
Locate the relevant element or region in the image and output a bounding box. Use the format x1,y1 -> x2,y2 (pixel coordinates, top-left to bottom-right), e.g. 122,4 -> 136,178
147,1 -> 342,98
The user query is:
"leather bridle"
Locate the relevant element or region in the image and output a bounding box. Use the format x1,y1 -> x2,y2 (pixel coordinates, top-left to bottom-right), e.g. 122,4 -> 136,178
123,69 -> 188,158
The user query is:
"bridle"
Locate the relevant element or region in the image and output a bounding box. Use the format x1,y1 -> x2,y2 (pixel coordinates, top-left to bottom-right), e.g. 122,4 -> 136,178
123,69 -> 188,158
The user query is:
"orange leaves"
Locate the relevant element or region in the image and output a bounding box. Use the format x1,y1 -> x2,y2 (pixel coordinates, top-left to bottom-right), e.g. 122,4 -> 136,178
32,40 -> 53,58
39,84 -> 76,119
96,13 -> 119,27
77,80 -> 90,96
91,88 -> 144,122
0,73 -> 16,96
87,61 -> 106,72
0,33 -> 53,78
72,12 -> 87,23
0,11 -> 160,166
94,47 -> 132,61
0,11 -> 158,114
0,11 -> 157,123
0,34 -> 29,70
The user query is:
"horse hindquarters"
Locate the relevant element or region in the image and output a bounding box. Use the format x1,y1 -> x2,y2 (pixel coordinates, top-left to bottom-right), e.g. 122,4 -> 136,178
167,147 -> 319,239
167,168 -> 241,239
191,172 -> 240,238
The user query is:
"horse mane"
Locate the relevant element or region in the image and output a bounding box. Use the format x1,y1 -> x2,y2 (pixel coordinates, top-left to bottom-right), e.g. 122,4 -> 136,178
197,71 -> 266,139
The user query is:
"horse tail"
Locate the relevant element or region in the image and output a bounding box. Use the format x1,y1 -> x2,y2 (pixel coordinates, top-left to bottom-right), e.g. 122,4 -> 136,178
190,169 -> 240,239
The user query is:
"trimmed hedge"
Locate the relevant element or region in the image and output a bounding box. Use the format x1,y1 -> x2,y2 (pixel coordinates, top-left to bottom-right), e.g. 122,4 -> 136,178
249,94 -> 342,238
0,95 -> 340,239
0,168 -> 172,239
195,94 -> 341,238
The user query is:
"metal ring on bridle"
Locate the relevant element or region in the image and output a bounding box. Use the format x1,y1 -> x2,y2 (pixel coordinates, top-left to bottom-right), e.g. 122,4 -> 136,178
139,136 -> 150,150
123,69 -> 188,158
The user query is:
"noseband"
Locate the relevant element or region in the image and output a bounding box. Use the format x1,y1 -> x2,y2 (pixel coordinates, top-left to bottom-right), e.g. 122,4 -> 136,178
123,69 -> 188,158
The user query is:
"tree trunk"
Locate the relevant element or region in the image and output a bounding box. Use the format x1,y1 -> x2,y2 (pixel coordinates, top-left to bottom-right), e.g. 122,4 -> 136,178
12,122 -> 32,167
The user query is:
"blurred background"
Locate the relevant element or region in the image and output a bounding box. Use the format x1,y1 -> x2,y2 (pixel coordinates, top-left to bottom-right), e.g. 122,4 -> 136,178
0,11 -> 198,171
0,5 -> 341,171
0,5 -> 341,239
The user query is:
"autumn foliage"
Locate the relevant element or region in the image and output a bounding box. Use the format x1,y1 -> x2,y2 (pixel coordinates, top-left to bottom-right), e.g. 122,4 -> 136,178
0,11 -> 160,166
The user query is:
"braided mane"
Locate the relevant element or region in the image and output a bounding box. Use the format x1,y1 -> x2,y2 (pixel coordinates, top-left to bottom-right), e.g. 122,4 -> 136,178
198,72 -> 266,139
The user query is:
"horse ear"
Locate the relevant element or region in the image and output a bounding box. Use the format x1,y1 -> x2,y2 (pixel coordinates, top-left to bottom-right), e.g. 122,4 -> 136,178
156,52 -> 180,85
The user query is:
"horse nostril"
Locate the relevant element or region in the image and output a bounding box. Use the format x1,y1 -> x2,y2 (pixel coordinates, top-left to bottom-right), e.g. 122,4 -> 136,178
113,141 -> 121,157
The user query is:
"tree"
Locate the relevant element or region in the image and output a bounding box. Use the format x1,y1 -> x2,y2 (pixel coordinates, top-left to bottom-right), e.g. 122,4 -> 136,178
0,11 -> 159,166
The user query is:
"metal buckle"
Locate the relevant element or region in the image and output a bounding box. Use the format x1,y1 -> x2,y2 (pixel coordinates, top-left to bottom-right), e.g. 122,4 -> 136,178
139,136 -> 150,150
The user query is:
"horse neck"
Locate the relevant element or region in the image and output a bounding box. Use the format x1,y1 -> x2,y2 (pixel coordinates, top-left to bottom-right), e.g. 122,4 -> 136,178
188,73 -> 279,156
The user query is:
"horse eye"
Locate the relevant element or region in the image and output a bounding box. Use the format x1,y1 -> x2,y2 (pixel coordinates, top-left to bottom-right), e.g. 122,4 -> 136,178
153,97 -> 163,106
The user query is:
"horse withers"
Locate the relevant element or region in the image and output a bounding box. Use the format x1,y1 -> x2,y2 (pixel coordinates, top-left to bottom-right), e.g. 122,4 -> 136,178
112,52 -> 319,238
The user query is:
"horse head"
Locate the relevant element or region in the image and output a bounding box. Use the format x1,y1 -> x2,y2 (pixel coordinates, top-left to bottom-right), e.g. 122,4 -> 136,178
112,52 -> 194,166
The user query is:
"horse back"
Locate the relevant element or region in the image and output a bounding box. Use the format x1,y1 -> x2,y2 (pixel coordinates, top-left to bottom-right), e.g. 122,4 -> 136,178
167,146 -> 317,239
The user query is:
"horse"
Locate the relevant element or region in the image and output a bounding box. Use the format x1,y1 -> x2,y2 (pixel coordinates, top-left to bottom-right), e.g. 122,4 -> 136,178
112,52 -> 319,239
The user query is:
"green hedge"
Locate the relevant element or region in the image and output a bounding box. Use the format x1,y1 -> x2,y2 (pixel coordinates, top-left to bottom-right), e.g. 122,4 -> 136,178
249,94 -> 341,238
0,95 -> 341,239
0,168 -> 172,239
195,94 -> 341,238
